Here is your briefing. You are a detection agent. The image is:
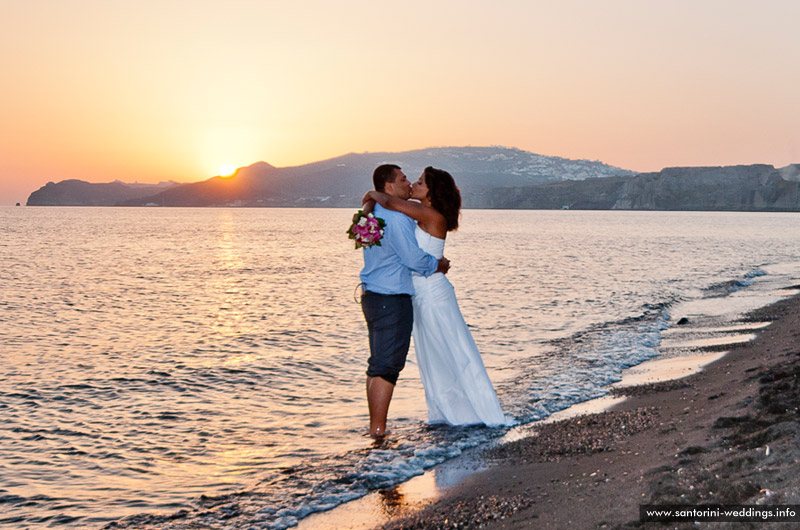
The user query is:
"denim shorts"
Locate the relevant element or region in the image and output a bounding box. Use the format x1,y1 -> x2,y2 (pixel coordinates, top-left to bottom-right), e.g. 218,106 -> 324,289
361,291 -> 413,385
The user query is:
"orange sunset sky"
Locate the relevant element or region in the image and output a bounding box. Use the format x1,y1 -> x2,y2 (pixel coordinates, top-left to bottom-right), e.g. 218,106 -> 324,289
1,0 -> 799,205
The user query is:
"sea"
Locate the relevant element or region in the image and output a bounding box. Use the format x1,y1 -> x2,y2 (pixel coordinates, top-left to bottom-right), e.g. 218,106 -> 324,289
2,206 -> 799,529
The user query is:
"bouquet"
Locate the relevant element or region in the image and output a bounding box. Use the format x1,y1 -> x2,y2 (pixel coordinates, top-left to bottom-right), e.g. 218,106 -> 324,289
347,210 -> 386,249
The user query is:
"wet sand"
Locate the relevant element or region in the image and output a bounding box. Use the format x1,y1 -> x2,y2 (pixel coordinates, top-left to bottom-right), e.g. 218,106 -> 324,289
375,293 -> 800,529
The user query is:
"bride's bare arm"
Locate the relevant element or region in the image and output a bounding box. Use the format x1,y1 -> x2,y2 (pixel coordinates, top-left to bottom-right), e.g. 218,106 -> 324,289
361,198 -> 375,215
362,190 -> 441,226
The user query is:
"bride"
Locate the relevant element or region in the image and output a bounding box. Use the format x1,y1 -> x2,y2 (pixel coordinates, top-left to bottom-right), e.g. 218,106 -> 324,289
363,167 -> 507,427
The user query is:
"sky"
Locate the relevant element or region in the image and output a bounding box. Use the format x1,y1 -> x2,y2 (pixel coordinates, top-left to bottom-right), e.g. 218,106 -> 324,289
1,0 -> 799,205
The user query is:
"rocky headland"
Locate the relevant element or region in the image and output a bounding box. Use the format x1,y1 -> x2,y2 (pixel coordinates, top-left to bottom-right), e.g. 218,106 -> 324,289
479,164 -> 800,211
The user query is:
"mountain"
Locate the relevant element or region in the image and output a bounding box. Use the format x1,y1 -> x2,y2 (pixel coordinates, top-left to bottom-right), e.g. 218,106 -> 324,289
25,148 -> 799,211
485,164 -> 800,211
114,147 -> 634,207
26,180 -> 179,206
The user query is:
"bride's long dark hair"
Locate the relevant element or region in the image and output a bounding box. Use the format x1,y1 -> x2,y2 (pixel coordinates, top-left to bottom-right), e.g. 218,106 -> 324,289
424,166 -> 461,232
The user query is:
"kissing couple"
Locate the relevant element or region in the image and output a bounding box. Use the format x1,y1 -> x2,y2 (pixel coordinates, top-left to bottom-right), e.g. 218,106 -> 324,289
358,164 -> 507,438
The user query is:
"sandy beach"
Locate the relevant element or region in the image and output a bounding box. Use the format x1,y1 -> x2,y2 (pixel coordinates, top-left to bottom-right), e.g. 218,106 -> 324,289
374,292 -> 800,529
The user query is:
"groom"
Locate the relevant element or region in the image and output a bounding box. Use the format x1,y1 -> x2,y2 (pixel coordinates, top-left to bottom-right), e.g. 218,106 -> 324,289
360,164 -> 450,438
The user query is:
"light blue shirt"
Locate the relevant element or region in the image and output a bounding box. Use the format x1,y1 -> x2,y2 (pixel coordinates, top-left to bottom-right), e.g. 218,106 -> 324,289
359,204 -> 439,295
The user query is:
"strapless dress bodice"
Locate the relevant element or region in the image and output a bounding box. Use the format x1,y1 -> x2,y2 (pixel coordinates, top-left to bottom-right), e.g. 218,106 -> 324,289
414,225 -> 445,259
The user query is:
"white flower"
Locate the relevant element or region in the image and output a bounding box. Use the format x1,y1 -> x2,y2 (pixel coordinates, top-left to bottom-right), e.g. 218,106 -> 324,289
357,217 -> 368,227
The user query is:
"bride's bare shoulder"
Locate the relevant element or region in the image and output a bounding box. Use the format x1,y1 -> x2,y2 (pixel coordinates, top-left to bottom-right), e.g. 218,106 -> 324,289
418,207 -> 447,239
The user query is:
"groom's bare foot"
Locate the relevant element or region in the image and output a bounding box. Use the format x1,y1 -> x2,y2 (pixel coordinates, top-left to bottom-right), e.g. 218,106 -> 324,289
370,426 -> 389,439
369,430 -> 392,448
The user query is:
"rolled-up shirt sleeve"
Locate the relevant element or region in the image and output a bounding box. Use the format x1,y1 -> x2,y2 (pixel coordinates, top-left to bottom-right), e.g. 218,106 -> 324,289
391,215 -> 439,277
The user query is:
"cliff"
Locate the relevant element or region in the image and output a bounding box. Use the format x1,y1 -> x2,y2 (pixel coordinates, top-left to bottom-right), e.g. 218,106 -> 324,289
612,165 -> 800,210
486,164 -> 800,211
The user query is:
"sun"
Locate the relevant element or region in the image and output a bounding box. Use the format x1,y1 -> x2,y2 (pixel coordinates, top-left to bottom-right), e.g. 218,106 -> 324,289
218,164 -> 237,177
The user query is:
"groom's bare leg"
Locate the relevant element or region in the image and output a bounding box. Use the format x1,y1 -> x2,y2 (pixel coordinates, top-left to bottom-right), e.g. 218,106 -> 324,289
367,376 -> 394,438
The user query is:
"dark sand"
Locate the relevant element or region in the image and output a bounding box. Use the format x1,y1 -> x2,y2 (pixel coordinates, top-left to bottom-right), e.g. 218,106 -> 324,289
376,293 -> 800,529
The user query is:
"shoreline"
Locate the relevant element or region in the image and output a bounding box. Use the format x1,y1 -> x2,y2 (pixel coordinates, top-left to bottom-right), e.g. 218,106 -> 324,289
296,390 -> 633,530
367,292 -> 800,529
297,305 -> 776,530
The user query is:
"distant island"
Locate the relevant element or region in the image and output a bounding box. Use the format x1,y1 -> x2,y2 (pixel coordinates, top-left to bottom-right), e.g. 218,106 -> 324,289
26,179 -> 179,207
25,146 -> 800,211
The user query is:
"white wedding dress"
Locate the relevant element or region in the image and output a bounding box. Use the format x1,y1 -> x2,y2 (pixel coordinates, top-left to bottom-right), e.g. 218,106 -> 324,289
411,226 -> 507,426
